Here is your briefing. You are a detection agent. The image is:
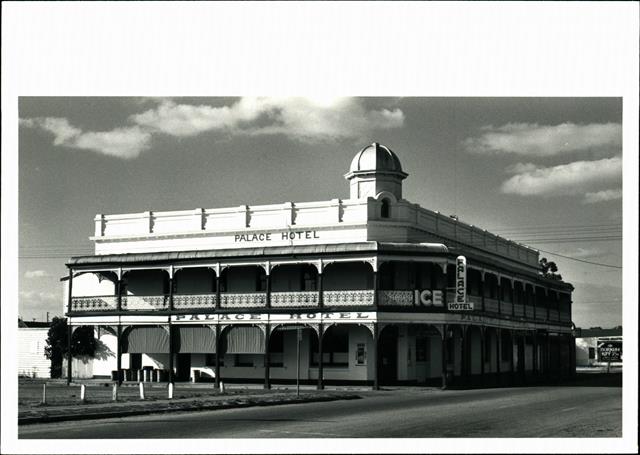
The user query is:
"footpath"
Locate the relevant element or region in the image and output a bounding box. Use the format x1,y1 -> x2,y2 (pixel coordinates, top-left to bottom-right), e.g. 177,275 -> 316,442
19,386 -> 361,425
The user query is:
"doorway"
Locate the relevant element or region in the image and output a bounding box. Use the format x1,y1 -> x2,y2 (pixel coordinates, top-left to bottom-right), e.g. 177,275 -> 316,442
176,353 -> 191,381
379,326 -> 399,385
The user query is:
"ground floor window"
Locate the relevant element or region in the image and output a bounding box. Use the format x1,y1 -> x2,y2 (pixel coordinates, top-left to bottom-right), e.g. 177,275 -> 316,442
205,353 -> 224,367
355,343 -> 367,365
310,326 -> 349,367
588,347 -> 596,359
233,354 -> 254,367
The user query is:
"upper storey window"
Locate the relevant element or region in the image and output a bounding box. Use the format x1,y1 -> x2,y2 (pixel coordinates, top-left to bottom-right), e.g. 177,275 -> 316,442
381,198 -> 391,219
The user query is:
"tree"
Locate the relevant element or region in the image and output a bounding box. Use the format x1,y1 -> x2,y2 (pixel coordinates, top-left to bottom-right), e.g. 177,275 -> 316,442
539,257 -> 562,281
44,317 -> 96,378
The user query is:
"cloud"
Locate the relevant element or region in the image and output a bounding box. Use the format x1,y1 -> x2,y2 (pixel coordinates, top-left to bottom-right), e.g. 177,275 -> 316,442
505,162 -> 538,174
21,117 -> 152,159
24,270 -> 51,279
20,290 -> 59,302
500,156 -> 622,197
19,290 -> 63,321
583,189 -> 623,204
463,122 -> 621,156
22,98 -> 405,159
131,97 -> 404,142
557,247 -> 602,259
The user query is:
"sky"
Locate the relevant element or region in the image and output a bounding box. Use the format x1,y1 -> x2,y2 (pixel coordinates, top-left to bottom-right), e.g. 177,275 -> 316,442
18,97 -> 623,328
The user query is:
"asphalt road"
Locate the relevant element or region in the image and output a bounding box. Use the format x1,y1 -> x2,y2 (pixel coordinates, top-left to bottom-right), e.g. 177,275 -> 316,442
20,385 -> 621,438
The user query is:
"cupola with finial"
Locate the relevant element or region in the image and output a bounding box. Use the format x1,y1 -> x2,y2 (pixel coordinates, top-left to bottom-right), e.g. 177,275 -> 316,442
344,142 -> 408,200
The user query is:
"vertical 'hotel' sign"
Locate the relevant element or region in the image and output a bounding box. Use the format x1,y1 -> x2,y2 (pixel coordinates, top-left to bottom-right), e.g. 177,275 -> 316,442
449,255 -> 473,310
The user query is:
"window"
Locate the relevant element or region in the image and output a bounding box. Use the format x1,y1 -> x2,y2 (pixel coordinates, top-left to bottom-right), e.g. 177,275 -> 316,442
380,263 -> 394,290
205,353 -> 224,367
234,354 -> 254,367
257,273 -> 267,292
302,271 -> 316,291
355,343 -> 367,365
588,347 -> 596,360
310,326 -> 349,367
381,199 -> 390,218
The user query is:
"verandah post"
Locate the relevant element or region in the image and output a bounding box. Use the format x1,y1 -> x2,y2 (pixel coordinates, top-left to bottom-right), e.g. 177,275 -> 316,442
317,324 -> 324,390
66,268 -> 73,385
215,324 -> 221,390
264,324 -> 271,389
66,324 -> 73,385
441,324 -> 448,390
372,323 -> 379,390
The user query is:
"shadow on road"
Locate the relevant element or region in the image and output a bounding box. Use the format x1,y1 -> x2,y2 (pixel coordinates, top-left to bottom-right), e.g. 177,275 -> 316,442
444,372 -> 622,390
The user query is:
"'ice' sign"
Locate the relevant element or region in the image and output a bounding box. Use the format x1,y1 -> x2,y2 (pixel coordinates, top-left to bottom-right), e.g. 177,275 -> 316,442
448,256 -> 474,311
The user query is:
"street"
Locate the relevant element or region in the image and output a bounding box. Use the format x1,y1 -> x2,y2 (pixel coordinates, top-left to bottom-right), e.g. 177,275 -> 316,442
20,385 -> 621,438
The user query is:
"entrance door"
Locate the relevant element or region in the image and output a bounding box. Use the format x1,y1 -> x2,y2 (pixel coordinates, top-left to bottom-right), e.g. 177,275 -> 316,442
379,326 -> 398,385
517,338 -> 526,381
176,353 -> 191,381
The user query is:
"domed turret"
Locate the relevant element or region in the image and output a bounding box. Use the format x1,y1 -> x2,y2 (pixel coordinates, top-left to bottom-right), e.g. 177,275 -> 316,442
345,142 -> 408,200
349,142 -> 405,175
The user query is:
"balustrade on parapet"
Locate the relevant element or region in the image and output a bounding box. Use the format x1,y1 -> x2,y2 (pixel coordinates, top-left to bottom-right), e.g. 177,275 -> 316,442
218,292 -> 267,308
121,295 -> 169,311
323,290 -> 374,306
172,294 -> 217,310
71,296 -> 118,312
270,291 -> 319,308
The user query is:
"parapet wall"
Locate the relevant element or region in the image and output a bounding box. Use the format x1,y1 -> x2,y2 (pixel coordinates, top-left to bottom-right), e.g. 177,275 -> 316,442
90,197 -> 539,267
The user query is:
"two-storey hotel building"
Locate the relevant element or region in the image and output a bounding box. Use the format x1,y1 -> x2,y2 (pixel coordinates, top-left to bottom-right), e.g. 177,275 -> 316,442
64,143 -> 575,388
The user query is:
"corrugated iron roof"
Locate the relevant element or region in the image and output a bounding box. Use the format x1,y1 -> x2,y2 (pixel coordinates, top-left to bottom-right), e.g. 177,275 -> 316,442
66,242 -> 449,266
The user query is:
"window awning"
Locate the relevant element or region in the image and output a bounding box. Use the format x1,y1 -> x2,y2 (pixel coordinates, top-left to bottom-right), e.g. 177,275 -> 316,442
124,327 -> 170,353
225,326 -> 265,354
176,326 -> 216,353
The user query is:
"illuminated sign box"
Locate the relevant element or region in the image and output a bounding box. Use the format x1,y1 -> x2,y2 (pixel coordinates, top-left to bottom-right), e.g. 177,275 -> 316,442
448,255 -> 474,311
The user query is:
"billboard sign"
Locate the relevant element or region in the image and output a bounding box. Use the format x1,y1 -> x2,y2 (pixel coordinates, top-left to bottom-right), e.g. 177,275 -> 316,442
598,340 -> 622,362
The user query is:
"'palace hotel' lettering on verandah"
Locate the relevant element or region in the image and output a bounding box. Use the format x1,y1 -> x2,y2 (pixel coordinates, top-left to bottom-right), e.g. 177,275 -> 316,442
64,142 -> 576,389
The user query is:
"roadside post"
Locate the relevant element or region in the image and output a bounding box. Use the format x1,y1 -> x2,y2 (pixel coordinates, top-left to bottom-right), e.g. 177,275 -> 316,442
139,382 -> 145,400
80,384 -> 86,403
168,382 -> 174,399
41,383 -> 47,405
296,327 -> 301,398
112,383 -> 118,401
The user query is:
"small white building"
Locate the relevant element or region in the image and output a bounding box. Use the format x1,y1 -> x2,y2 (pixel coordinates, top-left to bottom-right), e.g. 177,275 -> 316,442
17,320 -> 51,378
575,327 -> 622,367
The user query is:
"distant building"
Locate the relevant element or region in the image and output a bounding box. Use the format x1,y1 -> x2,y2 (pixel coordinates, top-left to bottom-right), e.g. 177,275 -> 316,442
575,326 -> 622,367
17,319 -> 51,378
63,143 -> 575,388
